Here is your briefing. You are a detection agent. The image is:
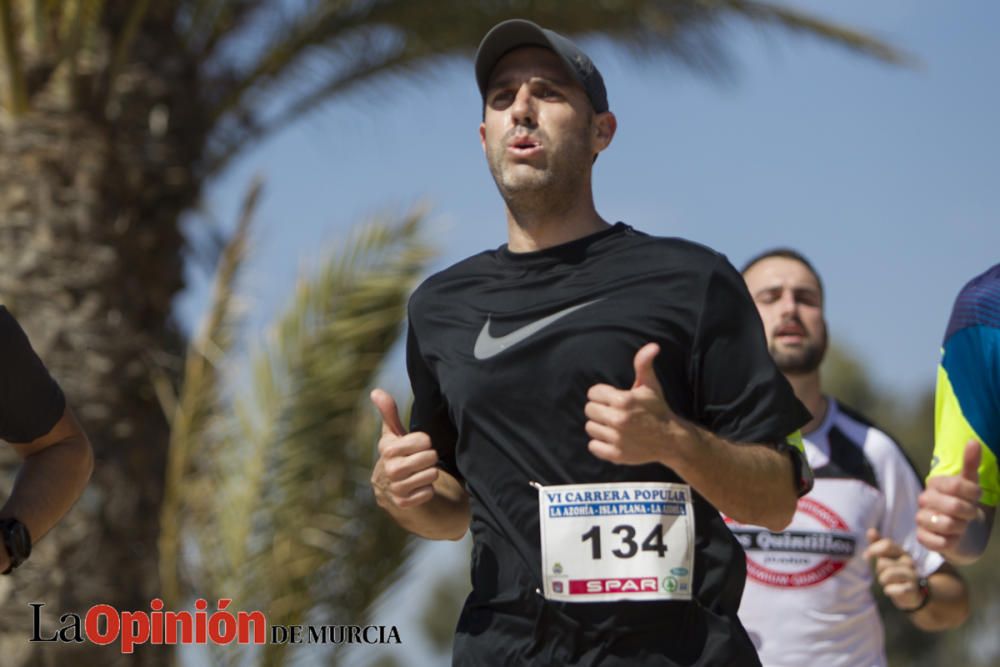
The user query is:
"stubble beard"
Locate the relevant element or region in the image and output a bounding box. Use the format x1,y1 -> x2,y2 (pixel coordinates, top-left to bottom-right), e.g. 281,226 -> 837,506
771,333 -> 828,376
486,128 -> 592,220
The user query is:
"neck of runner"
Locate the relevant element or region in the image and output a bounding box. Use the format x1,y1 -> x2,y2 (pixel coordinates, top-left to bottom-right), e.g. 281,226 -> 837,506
785,371 -> 828,435
504,197 -> 610,253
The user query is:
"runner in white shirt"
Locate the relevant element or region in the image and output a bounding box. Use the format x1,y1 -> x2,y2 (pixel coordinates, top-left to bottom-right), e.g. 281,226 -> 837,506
731,249 -> 970,666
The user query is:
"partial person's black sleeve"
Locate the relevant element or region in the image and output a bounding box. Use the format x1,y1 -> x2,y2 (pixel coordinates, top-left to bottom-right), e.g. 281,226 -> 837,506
688,256 -> 812,445
0,306 -> 66,443
405,317 -> 461,483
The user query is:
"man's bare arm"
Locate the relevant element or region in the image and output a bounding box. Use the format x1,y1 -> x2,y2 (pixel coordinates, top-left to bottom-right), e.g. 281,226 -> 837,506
0,406 -> 94,572
371,448 -> 470,541
915,564 -> 971,630
953,504 -> 995,562
585,343 -> 798,531
370,389 -> 471,541
865,530 -> 969,630
665,427 -> 797,531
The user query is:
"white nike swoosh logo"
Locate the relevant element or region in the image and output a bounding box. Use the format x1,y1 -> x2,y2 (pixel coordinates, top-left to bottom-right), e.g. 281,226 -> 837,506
473,299 -> 604,360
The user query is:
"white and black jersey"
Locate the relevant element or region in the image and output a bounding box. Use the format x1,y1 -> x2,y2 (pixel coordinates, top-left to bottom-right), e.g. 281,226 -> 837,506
407,223 -> 811,666
728,399 -> 943,667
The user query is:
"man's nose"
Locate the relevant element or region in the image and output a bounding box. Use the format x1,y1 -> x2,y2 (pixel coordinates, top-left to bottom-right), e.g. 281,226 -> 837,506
509,85 -> 536,126
777,290 -> 798,317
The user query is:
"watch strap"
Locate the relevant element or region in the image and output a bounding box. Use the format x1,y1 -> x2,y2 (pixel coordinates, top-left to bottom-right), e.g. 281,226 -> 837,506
900,576 -> 932,613
1,518 -> 32,575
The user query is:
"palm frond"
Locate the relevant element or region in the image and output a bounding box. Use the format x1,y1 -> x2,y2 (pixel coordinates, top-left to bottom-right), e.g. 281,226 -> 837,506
158,176 -> 262,609
29,0 -> 45,46
0,0 -> 113,112
723,1 -> 911,66
179,0 -> 269,58
200,0 -> 908,175
103,0 -> 149,109
207,208 -> 432,666
419,562 -> 472,655
54,0 -> 104,82
203,2 -> 354,126
0,0 -> 30,115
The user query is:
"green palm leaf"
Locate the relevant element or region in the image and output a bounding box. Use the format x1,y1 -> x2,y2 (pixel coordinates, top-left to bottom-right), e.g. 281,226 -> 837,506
194,0 -> 910,172
158,177 -> 262,609
165,206 -> 432,667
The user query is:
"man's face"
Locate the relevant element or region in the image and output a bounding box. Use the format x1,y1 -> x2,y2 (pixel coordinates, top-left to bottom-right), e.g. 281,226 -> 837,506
479,46 -> 608,199
744,256 -> 828,376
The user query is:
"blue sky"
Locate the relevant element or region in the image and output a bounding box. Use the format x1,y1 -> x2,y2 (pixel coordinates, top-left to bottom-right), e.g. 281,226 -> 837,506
174,2 -> 999,664
179,0 -> 999,406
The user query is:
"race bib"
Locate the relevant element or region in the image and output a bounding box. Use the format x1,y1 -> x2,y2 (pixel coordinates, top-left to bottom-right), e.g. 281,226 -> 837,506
537,481 -> 695,602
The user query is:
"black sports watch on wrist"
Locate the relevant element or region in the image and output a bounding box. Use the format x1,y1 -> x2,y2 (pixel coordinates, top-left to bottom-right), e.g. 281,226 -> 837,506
1,518 -> 32,575
901,576 -> 932,613
775,441 -> 815,497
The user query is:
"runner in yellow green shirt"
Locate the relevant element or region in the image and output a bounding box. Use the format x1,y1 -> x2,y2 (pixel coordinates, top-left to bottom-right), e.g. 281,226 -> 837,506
919,264 -> 1000,563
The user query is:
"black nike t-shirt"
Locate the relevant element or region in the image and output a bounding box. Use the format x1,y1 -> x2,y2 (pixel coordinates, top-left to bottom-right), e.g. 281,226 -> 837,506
407,223 -> 811,666
0,306 -> 66,443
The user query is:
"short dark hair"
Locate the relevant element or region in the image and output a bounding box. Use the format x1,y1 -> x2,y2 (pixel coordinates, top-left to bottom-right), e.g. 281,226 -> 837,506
741,248 -> 824,296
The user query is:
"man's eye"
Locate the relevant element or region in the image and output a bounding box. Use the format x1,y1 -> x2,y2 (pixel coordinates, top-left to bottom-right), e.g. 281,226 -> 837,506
539,87 -> 560,98
793,290 -> 821,306
490,91 -> 513,105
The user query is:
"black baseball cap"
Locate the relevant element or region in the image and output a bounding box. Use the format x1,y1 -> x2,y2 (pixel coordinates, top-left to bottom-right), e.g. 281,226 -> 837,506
474,19 -> 609,113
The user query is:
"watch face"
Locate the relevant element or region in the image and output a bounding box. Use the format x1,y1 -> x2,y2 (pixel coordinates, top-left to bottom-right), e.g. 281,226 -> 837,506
3,520 -> 31,563
8,522 -> 30,559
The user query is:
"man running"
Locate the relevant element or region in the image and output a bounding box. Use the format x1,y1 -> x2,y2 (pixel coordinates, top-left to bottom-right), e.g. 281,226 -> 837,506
731,249 -> 969,667
1,306 -> 93,576
371,20 -> 812,665
918,263 -> 1000,563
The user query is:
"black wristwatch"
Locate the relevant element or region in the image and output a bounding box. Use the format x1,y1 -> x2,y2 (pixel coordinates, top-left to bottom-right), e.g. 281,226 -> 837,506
901,576 -> 932,613
1,518 -> 32,575
775,441 -> 815,497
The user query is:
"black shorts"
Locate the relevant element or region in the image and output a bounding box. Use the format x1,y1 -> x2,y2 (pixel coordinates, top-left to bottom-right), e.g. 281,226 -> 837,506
451,593 -> 761,667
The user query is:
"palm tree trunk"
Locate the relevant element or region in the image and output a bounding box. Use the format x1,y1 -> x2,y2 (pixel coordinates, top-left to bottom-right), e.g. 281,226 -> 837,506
0,101 -> 199,666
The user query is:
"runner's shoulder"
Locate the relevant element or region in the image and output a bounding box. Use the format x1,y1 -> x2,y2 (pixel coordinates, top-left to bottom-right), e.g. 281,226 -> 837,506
620,228 -> 723,259
946,263 -> 1000,339
835,401 -> 922,485
610,229 -> 734,280
408,250 -> 498,308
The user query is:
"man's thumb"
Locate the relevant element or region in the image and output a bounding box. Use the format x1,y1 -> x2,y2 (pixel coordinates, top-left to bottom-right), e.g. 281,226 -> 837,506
371,388 -> 405,437
962,440 -> 982,483
632,343 -> 663,394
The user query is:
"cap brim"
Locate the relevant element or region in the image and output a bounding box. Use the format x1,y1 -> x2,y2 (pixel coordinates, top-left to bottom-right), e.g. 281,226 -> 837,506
475,19 -> 558,97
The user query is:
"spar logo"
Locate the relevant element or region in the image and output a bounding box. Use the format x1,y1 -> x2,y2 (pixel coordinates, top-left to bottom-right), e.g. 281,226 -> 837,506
570,577 -> 659,595
727,497 -> 857,588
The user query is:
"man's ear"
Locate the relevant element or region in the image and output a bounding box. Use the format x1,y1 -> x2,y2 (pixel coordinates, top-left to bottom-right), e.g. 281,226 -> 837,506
479,122 -> 487,154
592,111 -> 617,155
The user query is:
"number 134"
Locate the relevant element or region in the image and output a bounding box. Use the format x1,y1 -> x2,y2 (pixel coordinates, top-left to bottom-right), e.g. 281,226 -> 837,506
580,524 -> 669,559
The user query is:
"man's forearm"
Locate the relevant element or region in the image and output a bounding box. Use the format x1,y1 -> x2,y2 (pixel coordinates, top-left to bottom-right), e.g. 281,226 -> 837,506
909,566 -> 970,631
375,474 -> 471,541
1,435 -> 93,544
667,427 -> 798,531
945,505 -> 995,564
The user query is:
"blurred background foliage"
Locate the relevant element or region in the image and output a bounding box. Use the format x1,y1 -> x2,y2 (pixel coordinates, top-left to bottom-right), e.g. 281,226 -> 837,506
2,1 -> 990,666
161,186 -> 432,667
